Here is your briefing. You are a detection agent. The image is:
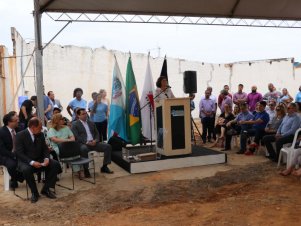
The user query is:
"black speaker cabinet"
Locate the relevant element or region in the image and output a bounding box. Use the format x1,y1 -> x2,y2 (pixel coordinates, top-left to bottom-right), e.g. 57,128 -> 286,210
183,71 -> 197,94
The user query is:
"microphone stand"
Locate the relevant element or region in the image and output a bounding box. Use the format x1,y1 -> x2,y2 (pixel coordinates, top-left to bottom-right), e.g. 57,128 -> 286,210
140,87 -> 169,155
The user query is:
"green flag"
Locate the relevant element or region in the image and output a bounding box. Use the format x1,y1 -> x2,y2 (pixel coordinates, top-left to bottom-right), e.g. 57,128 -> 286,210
125,56 -> 141,145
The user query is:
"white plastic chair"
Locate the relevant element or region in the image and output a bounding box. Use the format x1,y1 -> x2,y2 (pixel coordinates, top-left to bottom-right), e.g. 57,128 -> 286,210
88,151 -> 104,169
1,165 -> 10,191
278,128 -> 301,169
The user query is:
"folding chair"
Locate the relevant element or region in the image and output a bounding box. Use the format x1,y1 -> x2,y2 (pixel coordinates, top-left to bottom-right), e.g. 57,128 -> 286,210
13,170 -> 45,200
58,141 -> 96,190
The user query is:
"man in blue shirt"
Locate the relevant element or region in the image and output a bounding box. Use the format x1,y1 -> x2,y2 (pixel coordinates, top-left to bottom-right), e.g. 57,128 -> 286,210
199,90 -> 216,143
263,102 -> 301,161
239,101 -> 270,155
225,103 -> 254,151
295,86 -> 301,103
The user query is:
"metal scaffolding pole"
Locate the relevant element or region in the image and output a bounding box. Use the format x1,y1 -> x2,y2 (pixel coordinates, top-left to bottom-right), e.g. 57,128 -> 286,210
34,0 -> 45,124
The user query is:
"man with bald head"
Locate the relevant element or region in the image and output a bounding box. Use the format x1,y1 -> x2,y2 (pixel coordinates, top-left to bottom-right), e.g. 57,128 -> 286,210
247,86 -> 263,112
263,83 -> 281,102
16,117 -> 61,203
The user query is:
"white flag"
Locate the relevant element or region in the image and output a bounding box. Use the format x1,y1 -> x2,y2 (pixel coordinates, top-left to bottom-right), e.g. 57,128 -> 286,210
140,56 -> 156,140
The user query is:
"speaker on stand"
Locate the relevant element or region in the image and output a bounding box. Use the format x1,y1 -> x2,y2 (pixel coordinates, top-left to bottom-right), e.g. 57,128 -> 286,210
183,71 -> 197,94
183,71 -> 201,144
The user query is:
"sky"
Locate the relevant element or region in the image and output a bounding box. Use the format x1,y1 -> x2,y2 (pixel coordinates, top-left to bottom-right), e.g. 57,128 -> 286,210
2,0 -> 301,63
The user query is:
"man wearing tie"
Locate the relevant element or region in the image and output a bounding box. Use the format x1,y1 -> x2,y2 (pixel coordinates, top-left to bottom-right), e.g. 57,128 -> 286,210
0,112 -> 19,189
15,117 -> 61,203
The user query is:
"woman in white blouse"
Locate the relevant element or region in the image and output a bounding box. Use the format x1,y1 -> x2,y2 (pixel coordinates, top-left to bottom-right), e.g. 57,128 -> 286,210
154,76 -> 175,102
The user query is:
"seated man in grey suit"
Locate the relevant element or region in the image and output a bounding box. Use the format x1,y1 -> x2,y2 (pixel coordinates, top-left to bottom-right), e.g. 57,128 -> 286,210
15,117 -> 61,203
71,108 -> 113,176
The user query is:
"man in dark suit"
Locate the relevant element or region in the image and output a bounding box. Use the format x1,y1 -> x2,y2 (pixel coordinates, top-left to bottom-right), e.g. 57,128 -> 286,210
15,117 -> 61,203
0,112 -> 19,189
72,108 -> 113,176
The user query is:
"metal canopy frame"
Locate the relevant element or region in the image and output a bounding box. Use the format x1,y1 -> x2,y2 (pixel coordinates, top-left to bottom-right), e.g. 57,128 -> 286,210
46,13 -> 301,28
33,0 -> 301,122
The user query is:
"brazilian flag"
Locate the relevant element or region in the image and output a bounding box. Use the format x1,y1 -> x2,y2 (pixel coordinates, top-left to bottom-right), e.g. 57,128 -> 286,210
125,57 -> 141,145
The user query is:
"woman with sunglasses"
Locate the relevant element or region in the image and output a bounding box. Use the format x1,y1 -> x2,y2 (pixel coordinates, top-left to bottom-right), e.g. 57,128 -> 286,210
265,105 -> 286,135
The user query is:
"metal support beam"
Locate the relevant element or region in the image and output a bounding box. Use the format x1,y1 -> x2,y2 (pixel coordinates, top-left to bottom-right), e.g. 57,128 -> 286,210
43,21 -> 72,50
45,13 -> 301,28
34,0 -> 45,124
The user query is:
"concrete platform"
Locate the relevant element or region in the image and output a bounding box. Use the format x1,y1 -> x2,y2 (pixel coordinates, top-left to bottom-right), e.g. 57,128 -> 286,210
112,145 -> 227,173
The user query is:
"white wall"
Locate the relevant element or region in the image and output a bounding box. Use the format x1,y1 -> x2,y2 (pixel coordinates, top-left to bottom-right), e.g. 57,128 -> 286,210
10,29 -> 301,120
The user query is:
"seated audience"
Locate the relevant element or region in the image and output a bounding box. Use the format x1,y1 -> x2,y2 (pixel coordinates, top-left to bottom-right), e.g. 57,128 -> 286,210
212,104 -> 234,148
0,112 -> 20,189
47,113 -> 75,156
239,101 -> 270,155
263,103 -> 301,162
264,104 -> 286,135
233,104 -> 241,117
15,118 -> 61,203
280,140 -> 301,176
266,99 -> 277,123
225,103 -> 254,151
71,108 -> 113,176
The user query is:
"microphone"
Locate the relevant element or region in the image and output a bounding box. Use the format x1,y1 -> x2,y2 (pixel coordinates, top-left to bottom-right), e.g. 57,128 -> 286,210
167,85 -> 171,88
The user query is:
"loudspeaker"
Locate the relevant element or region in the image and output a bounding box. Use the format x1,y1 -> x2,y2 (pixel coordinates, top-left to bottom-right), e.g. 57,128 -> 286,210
183,71 -> 197,94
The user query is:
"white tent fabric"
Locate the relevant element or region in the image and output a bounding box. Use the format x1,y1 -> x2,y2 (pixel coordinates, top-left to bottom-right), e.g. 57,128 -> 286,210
39,0 -> 301,21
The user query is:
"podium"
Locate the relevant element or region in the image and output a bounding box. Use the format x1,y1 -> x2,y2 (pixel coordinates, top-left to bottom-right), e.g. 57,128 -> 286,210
155,98 -> 192,156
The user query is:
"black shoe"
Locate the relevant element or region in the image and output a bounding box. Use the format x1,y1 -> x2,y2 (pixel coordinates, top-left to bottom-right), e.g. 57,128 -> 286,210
101,166 -> 114,174
31,193 -> 39,203
84,169 -> 92,178
41,188 -> 56,199
236,150 -> 245,154
9,180 -> 18,189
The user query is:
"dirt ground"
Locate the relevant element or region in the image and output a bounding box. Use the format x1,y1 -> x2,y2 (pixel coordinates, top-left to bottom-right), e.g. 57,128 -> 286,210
1,127 -> 301,225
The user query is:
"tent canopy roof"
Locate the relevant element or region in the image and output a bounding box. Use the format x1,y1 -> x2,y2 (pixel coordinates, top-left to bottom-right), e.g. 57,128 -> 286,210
39,0 -> 301,21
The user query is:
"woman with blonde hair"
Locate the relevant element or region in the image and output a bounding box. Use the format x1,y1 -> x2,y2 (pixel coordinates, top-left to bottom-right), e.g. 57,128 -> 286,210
47,113 -> 75,156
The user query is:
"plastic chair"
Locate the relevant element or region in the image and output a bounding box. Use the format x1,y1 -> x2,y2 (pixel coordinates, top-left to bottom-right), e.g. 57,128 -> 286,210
58,141 -> 95,190
0,165 -> 10,191
88,151 -> 104,169
278,128 -> 301,169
